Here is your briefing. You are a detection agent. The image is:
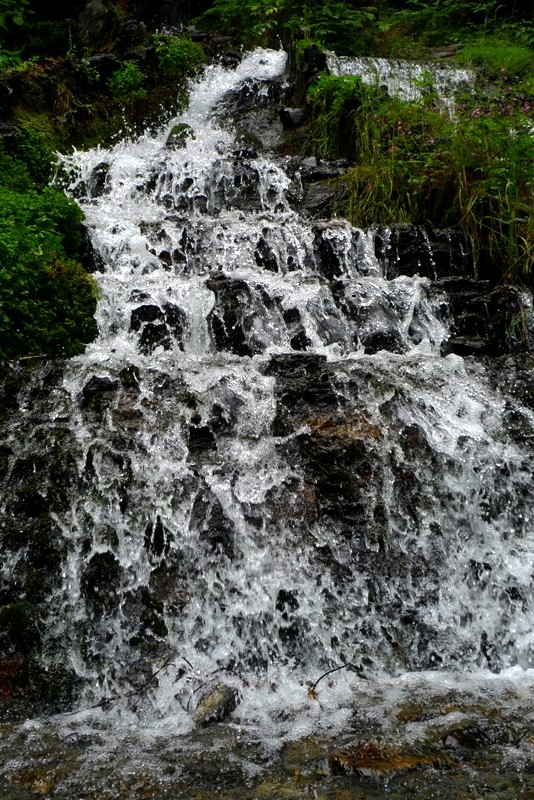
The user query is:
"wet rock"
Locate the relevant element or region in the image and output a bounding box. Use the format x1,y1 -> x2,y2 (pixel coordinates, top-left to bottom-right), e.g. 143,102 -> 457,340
326,740 -> 447,777
376,224 -> 471,280
144,515 -> 172,558
188,423 -> 216,452
302,179 -> 341,218
191,491 -> 235,558
130,303 -> 185,353
194,682 -> 238,726
166,123 -> 195,149
78,225 -> 105,273
441,283 -> 533,355
119,364 -> 140,390
280,108 -> 306,129
80,552 -> 122,615
88,162 -> 110,197
254,236 -> 279,273
82,375 -> 120,409
234,129 -> 262,158
442,722 -> 509,749
206,274 -> 283,356
218,51 -> 242,68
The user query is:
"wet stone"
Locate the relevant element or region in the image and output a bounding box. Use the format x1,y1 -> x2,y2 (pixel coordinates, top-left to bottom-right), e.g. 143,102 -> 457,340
80,552 -> 122,615
166,123 -> 195,149
81,375 -> 120,408
194,682 -> 238,727
87,161 -> 110,197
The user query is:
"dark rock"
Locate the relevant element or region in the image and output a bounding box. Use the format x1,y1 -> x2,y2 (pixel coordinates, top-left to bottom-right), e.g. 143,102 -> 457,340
218,51 -> 241,68
442,336 -> 491,356
188,424 -> 216,452
280,107 -> 306,129
119,364 -> 140,390
442,723 -> 513,749
234,129 -> 262,158
80,551 -> 122,615
302,44 -> 327,73
88,162 -> 110,197
82,53 -> 117,80
130,304 -> 164,330
191,492 -> 235,559
376,225 -> 471,280
302,179 -> 341,218
0,122 -> 16,142
254,236 -> 279,273
194,682 -> 238,726
130,303 -> 185,353
82,375 -> 120,408
79,225 -> 105,273
144,515 -> 172,558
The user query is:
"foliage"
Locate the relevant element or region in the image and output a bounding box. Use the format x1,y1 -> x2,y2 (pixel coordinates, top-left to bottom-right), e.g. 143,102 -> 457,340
155,35 -> 205,79
0,0 -> 31,30
303,2 -> 376,55
307,73 -> 534,282
0,142 -> 98,359
10,125 -> 55,185
108,61 -> 146,99
458,39 -> 533,76
195,0 -> 376,54
381,0 -> 534,48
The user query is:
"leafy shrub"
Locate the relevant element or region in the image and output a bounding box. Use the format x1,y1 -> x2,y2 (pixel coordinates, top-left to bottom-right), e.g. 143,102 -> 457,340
195,0 -> 377,53
0,144 -> 98,359
108,61 -> 146,99
303,2 -> 377,55
155,35 -> 205,79
0,0 -> 31,30
10,125 -> 54,185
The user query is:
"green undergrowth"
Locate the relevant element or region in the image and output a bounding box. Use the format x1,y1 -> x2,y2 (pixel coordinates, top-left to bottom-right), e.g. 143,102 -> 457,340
457,39 -> 533,77
307,73 -> 534,283
0,131 -> 98,360
194,0 -> 378,54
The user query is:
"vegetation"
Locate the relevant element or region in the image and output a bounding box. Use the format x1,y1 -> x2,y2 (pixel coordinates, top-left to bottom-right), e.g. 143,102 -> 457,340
108,61 -> 147,99
155,35 -> 205,79
307,72 -> 533,281
195,0 -> 378,54
0,132 -> 98,359
193,0 -> 533,284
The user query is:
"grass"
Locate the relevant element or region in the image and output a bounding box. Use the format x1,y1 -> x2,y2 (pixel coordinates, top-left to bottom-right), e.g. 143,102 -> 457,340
307,72 -> 534,283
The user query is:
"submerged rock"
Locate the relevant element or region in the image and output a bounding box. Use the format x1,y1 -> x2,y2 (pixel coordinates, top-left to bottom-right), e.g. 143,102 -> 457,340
194,683 -> 238,727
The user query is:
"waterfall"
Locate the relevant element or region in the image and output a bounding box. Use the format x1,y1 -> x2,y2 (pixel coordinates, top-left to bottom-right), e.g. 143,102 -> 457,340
1,47 -> 534,795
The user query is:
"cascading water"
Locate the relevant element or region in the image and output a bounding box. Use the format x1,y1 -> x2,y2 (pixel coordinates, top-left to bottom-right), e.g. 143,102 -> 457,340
1,47 -> 534,798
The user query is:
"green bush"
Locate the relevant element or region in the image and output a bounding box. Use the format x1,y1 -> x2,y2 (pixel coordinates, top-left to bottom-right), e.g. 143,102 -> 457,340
108,61 -> 146,99
195,0 -> 376,53
0,143 -> 98,359
155,35 -> 205,79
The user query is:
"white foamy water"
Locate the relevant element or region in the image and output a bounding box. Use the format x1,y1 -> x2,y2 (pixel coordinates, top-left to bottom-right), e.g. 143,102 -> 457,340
1,52 -> 533,784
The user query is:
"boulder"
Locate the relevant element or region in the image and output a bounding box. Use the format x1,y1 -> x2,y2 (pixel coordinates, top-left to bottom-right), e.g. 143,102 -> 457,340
194,682 -> 238,726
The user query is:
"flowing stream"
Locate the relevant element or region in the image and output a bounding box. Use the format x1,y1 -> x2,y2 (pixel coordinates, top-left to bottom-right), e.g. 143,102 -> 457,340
1,48 -> 534,798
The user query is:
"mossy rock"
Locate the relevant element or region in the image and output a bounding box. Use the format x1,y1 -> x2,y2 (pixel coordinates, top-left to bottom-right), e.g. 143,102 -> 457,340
166,123 -> 195,149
